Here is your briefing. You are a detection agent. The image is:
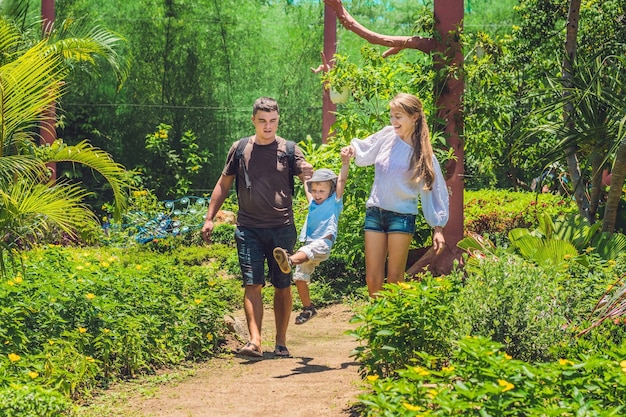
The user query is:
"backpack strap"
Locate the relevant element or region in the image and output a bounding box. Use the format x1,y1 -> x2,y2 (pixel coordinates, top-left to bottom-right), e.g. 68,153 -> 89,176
235,137 -> 297,196
286,140 -> 296,196
234,137 -> 251,194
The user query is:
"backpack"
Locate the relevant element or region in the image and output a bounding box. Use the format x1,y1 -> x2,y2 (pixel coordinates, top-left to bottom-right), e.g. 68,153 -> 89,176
234,136 -> 297,196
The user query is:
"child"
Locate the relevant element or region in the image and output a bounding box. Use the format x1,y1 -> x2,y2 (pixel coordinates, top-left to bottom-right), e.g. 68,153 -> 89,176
273,149 -> 350,324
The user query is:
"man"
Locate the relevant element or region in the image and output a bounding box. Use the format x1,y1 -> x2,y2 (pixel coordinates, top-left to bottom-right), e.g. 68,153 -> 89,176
202,97 -> 313,358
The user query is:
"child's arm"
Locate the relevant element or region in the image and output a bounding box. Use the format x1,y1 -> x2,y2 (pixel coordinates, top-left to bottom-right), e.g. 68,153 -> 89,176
335,149 -> 351,199
304,179 -> 313,203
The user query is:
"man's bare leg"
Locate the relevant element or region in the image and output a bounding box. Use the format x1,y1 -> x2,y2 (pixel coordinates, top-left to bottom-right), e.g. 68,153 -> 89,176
243,284 -> 264,348
273,286 -> 292,348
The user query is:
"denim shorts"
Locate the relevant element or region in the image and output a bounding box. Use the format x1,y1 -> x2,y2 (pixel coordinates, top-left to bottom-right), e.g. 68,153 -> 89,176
363,206 -> 417,234
235,225 -> 296,289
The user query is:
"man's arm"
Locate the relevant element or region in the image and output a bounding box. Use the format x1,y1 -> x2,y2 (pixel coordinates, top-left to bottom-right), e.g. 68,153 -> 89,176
297,160 -> 314,184
202,174 -> 235,243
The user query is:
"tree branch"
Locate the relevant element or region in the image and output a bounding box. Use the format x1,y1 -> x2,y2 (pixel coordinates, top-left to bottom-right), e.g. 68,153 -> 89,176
323,0 -> 436,56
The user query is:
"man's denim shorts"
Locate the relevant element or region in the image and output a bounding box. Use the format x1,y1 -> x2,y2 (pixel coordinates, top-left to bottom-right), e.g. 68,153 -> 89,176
235,225 -> 296,289
363,206 -> 417,235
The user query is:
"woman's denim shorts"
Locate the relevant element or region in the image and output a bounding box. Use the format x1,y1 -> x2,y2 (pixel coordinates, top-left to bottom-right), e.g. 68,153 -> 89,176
363,206 -> 417,235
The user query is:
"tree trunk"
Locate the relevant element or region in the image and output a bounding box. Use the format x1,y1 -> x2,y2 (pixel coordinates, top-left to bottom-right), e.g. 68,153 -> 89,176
603,138 -> 626,232
562,0 -> 589,219
588,151 -> 606,221
322,0 -> 465,275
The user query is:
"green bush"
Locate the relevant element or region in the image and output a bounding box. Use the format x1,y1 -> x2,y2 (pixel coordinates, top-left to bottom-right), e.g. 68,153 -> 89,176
0,385 -> 74,417
452,254 -> 568,362
0,244 -> 241,412
464,189 -> 577,246
350,277 -> 460,378
210,223 -> 236,246
358,336 -> 626,416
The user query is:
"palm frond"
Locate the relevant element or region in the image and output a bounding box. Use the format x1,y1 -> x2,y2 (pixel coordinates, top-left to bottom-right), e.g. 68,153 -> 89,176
0,177 -> 98,245
0,154 -> 48,189
0,16 -> 23,63
45,19 -> 131,89
39,140 -> 130,220
0,40 -> 67,151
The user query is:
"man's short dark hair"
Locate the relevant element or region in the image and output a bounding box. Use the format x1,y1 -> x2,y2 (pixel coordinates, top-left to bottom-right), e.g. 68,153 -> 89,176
253,97 -> 279,115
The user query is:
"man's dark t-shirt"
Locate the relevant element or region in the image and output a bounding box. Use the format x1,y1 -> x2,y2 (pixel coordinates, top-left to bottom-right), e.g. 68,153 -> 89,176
223,136 -> 306,228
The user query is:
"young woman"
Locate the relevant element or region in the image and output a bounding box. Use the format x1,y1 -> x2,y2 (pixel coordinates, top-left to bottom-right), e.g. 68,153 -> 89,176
343,93 -> 449,297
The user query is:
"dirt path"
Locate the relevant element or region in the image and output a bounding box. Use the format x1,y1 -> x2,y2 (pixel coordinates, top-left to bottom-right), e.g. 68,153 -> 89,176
81,303 -> 365,417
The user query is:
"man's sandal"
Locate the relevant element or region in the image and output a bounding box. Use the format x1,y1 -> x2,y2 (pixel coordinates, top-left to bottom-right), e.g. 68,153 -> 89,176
274,345 -> 291,358
295,306 -> 317,325
239,341 -> 263,358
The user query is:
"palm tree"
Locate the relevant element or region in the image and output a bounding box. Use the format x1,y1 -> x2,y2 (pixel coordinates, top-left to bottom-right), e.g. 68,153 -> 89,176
528,54 -> 626,232
0,12 -> 131,274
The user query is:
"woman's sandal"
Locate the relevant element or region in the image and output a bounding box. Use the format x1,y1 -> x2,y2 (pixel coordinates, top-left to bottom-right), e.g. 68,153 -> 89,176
295,306 -> 317,325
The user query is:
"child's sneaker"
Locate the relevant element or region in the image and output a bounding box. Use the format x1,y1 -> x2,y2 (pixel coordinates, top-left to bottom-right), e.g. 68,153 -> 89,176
273,247 -> 292,274
295,305 -> 317,325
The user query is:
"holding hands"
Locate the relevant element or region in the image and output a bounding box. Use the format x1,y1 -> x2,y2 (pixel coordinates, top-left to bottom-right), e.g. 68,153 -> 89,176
341,145 -> 354,162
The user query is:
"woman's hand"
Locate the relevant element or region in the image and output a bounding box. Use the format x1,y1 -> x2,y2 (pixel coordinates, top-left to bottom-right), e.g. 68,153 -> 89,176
432,226 -> 445,254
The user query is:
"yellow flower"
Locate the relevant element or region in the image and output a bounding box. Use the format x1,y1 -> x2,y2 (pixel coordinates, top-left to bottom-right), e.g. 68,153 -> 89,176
78,327 -> 87,333
85,356 -> 95,363
100,262 -> 110,267
366,375 -> 379,382
85,262 -> 91,267
135,264 -> 143,270
413,366 -> 430,376
426,388 -> 438,399
620,360 -> 626,368
398,282 -> 410,290
102,328 -> 110,334
8,353 -> 20,362
76,265 -> 84,270
207,333 -> 214,341
403,403 -> 420,411
559,358 -> 574,366
194,299 -> 202,305
86,293 -> 96,300
442,366 -> 455,372
7,280 -> 14,286
14,276 -> 23,284
48,340 -> 55,345
498,379 -> 515,392
28,371 -> 39,379
504,353 -> 512,360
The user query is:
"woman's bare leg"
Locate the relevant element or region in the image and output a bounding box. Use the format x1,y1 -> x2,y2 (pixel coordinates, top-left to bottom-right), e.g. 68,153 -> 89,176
364,231 -> 388,297
386,233 -> 412,284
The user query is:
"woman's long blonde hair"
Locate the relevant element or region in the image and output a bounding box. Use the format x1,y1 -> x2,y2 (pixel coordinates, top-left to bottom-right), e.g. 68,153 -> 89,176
389,93 -> 435,190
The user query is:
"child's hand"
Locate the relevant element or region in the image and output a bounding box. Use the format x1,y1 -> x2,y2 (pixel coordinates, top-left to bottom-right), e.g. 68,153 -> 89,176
340,146 -> 353,163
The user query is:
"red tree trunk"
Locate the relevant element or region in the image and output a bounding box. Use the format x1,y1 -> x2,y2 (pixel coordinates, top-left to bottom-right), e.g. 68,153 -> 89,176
321,4 -> 337,143
41,0 -> 57,180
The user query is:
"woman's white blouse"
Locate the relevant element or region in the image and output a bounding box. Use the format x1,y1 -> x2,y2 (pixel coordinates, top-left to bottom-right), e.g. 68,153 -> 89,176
350,125 -> 449,227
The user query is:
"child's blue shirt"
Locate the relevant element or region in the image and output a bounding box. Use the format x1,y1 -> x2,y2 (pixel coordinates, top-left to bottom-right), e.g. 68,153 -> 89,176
299,192 -> 344,243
